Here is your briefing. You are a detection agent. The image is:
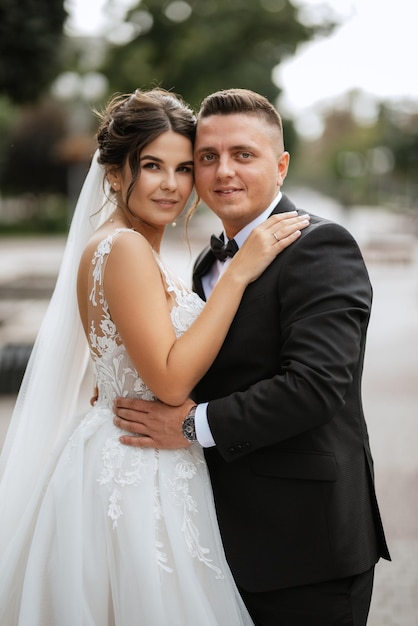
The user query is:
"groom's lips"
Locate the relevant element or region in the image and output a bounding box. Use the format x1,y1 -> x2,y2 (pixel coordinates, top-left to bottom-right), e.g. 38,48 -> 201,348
215,187 -> 241,195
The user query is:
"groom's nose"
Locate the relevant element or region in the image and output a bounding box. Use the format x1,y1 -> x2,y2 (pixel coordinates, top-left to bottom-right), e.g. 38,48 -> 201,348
216,155 -> 235,179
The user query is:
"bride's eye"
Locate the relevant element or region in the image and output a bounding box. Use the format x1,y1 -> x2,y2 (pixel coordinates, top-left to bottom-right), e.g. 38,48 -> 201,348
177,165 -> 194,173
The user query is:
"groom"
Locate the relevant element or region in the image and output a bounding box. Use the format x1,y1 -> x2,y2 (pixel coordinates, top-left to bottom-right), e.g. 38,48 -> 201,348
113,88 -> 390,625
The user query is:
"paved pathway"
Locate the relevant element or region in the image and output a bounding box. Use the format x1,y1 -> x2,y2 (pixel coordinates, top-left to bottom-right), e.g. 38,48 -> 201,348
1,193 -> 417,624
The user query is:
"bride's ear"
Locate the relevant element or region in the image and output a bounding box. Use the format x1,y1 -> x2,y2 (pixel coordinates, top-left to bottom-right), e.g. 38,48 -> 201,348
107,168 -> 121,192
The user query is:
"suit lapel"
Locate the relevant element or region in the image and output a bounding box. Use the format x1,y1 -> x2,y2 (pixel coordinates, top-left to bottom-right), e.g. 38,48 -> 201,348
192,246 -> 215,300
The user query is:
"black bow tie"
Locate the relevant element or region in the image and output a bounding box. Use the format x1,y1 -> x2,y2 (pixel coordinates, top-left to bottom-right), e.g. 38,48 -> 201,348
210,234 -> 239,261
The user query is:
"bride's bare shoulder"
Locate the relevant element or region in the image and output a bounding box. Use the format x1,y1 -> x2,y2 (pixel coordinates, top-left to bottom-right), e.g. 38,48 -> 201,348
79,226 -> 152,280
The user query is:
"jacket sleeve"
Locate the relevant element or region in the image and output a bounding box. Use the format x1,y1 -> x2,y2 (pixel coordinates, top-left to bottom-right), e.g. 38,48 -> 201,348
207,220 -> 373,460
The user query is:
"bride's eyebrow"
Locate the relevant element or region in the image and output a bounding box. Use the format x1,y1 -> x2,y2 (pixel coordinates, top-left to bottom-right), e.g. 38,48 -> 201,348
140,155 -> 194,167
140,154 -> 162,162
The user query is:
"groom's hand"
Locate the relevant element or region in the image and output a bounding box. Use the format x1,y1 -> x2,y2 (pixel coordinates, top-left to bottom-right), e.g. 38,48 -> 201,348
113,397 -> 195,449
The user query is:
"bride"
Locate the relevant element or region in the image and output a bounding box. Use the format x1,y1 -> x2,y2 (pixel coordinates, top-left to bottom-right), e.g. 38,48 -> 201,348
0,88 -> 308,625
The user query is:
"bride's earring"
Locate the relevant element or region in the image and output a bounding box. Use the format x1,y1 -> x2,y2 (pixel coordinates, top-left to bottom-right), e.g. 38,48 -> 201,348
171,221 -> 177,228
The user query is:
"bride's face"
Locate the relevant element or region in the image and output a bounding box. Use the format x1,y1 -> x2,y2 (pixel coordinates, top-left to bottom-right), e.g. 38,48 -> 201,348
119,130 -> 194,228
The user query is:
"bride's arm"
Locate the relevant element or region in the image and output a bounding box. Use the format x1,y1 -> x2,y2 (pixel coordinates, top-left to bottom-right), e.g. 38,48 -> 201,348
104,212 -> 309,405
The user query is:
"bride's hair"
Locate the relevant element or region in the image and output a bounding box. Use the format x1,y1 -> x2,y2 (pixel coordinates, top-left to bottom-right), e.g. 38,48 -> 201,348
95,88 -> 198,224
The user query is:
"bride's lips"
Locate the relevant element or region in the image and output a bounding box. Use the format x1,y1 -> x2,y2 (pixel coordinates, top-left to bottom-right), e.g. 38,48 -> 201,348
153,198 -> 178,207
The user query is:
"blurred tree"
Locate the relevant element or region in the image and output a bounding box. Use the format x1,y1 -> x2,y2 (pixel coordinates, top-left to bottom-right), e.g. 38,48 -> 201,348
291,95 -> 418,211
1,98 -> 67,194
380,107 -> 418,183
0,0 -> 67,103
100,0 -> 335,110
292,105 -> 385,206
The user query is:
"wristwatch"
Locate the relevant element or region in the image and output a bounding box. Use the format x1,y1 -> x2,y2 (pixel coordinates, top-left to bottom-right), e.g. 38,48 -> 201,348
182,405 -> 198,442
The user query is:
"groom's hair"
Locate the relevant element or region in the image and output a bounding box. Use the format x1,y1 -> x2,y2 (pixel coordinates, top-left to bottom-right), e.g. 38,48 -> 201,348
198,88 -> 283,142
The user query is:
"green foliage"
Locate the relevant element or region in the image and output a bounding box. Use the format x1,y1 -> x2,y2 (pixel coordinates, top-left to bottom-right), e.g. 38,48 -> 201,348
292,99 -> 418,210
0,0 -> 67,103
379,107 -> 418,180
101,0 -> 332,109
0,99 -> 67,194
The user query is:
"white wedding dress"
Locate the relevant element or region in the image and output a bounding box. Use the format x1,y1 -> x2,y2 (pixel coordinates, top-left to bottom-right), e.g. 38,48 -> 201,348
1,229 -> 253,626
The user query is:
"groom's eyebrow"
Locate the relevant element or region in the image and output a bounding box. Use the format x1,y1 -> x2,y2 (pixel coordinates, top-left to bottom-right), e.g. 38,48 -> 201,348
196,143 -> 254,154
195,146 -> 217,154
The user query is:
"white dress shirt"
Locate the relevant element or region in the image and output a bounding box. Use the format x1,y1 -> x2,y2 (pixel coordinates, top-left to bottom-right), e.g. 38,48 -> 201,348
195,192 -> 282,447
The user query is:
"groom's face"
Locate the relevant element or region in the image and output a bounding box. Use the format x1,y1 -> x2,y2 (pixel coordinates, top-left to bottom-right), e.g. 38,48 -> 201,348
194,112 -> 289,238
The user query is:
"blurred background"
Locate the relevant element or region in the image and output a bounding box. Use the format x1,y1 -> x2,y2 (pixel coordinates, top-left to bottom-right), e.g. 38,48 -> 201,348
0,0 -> 417,623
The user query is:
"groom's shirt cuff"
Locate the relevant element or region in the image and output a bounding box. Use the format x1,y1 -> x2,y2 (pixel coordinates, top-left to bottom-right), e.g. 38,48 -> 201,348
195,403 -> 216,448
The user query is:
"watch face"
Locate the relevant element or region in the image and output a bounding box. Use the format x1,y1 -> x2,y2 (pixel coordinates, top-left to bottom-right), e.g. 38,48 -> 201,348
183,416 -> 196,441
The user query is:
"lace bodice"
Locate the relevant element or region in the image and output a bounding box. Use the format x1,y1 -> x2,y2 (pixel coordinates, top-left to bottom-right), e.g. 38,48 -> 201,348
88,229 -> 204,406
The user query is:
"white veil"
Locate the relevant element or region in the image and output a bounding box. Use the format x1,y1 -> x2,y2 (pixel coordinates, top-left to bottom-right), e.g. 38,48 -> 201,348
0,150 -> 113,559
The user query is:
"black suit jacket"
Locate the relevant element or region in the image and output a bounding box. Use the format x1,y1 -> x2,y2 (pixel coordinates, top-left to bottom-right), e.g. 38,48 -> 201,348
192,194 -> 390,592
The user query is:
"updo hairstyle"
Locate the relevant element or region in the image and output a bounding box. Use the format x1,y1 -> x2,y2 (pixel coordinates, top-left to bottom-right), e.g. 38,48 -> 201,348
96,88 -> 197,210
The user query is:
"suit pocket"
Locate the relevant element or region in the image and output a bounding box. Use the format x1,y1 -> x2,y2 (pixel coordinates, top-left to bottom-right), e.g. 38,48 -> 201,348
251,449 -> 337,482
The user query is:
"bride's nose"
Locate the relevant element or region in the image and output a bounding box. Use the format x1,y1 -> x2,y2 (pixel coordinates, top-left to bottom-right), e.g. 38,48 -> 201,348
160,170 -> 177,191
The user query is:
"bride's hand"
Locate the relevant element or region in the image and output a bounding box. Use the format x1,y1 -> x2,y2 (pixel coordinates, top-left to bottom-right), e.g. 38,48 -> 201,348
228,211 -> 310,284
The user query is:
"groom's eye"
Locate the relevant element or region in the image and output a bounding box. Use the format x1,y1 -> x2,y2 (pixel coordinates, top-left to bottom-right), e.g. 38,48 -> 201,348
201,153 -> 216,162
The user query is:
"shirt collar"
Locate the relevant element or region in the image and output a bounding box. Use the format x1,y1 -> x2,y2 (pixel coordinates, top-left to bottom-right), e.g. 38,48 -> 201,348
228,191 -> 282,249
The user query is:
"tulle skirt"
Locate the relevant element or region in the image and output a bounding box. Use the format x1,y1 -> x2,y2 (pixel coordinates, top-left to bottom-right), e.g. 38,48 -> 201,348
0,405 -> 253,625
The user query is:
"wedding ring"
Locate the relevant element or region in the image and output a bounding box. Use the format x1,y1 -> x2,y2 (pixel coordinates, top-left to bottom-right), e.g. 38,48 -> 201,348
273,232 -> 279,241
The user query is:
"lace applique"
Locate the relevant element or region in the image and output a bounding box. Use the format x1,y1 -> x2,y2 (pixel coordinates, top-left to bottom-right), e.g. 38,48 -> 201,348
97,435 -> 149,528
89,234 -> 122,359
163,450 -> 224,578
154,255 -> 204,337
